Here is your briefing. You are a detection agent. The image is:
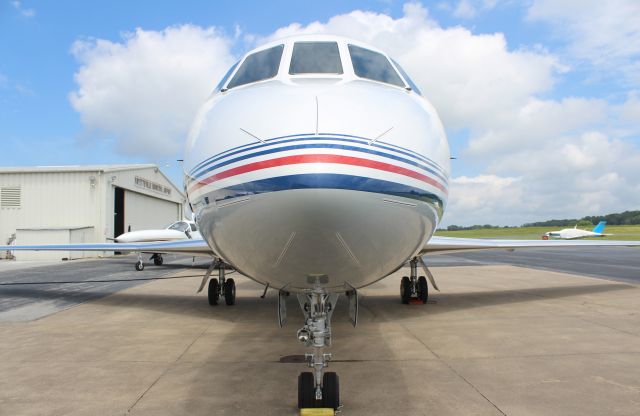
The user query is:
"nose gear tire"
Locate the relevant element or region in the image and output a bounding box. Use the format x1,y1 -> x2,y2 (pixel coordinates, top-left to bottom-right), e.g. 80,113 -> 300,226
298,372 -> 316,409
322,372 -> 340,410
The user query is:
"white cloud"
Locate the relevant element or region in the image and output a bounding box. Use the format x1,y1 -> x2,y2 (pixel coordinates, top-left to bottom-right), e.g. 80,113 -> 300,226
69,25 -> 235,157
450,131 -> 640,225
444,175 -> 528,225
67,3 -> 640,225
619,91 -> 640,127
453,0 -> 477,19
528,0 -> 640,84
260,3 -> 561,132
11,0 -> 35,17
467,97 -> 608,157
262,2 -> 640,225
443,0 -> 504,19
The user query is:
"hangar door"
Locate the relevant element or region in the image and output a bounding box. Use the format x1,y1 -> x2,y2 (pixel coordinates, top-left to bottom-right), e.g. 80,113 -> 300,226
124,190 -> 180,232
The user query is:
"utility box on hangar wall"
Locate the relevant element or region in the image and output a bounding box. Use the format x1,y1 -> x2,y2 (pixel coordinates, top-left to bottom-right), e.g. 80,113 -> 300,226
0,164 -> 185,261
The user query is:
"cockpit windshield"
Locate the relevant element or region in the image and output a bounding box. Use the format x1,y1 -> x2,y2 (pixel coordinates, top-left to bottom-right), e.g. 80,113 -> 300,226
226,45 -> 284,89
348,45 -> 405,88
167,221 -> 189,232
289,42 -> 343,74
215,61 -> 239,91
391,59 -> 422,95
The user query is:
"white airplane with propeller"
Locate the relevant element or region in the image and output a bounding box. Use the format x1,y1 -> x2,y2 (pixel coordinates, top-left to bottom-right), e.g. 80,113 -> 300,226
113,219 -> 203,270
543,221 -> 611,240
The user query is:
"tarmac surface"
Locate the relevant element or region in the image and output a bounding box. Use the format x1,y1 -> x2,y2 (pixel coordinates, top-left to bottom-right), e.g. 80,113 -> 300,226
429,247 -> 640,284
0,249 -> 639,415
0,254 -> 211,322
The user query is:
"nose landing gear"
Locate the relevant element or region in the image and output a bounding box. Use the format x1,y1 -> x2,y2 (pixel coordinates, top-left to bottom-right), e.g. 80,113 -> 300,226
296,292 -> 341,411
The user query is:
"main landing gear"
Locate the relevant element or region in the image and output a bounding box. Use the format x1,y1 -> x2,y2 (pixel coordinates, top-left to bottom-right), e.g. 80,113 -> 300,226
401,257 -> 439,304
152,253 -> 164,266
296,291 -> 341,411
133,253 -> 164,271
198,259 -> 236,306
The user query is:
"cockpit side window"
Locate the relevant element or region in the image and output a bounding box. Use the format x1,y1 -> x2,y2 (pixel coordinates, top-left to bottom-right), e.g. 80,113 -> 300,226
391,59 -> 422,95
215,61 -> 239,91
227,45 -> 284,89
289,42 -> 343,74
348,45 -> 405,88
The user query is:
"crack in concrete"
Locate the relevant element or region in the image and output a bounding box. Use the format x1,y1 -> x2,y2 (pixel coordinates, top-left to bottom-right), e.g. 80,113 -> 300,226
577,316 -> 640,338
126,324 -> 212,413
400,321 -> 508,416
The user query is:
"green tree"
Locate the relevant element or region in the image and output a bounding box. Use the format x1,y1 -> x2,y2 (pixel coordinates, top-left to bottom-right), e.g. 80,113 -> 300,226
576,219 -> 593,227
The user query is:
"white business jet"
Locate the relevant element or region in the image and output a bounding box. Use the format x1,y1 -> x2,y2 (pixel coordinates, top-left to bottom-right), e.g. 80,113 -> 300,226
543,221 -> 610,240
4,35 -> 640,411
114,219 -> 203,270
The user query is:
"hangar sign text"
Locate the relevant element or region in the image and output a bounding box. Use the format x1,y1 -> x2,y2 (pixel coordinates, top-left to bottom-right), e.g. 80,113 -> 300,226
135,176 -> 172,196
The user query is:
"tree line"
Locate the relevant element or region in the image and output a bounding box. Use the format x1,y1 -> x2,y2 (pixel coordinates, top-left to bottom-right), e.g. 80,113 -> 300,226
443,210 -> 640,231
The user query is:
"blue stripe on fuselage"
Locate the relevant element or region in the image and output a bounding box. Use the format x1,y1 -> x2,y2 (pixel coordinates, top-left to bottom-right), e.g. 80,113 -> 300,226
199,173 -> 445,218
190,134 -> 447,179
191,142 -> 449,185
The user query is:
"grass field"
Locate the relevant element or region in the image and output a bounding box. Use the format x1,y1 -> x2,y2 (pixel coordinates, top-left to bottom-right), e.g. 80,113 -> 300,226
434,225 -> 640,240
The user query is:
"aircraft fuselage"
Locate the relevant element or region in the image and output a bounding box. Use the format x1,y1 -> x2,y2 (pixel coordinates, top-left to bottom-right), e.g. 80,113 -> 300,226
184,36 -> 450,292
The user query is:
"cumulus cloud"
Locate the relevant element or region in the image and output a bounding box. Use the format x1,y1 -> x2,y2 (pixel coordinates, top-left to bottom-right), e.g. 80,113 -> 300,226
446,175 -> 525,225
264,2 -> 640,225
467,97 -> 608,157
260,3 -> 561,132
450,94 -> 640,225
11,0 -> 35,17
619,91 -> 640,127
453,0 -> 477,19
70,25 -> 235,157
528,0 -> 640,84
68,3 -> 640,225
449,132 -> 640,224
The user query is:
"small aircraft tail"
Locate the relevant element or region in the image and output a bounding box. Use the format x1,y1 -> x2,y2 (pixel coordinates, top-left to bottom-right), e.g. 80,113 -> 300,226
592,221 -> 607,234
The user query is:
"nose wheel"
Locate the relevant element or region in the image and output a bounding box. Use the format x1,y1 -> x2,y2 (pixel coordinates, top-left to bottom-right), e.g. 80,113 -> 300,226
298,371 -> 340,410
321,372 -> 340,409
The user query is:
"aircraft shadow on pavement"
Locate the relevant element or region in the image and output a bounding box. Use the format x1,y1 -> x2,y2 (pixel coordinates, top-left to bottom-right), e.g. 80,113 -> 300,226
0,280 -> 631,322
359,283 -> 631,317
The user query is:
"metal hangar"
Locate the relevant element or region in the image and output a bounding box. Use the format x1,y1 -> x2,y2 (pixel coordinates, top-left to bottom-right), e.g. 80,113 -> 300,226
0,164 -> 185,260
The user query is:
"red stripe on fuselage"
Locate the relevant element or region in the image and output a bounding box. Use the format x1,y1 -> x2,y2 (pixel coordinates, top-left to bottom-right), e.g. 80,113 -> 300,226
188,154 -> 448,194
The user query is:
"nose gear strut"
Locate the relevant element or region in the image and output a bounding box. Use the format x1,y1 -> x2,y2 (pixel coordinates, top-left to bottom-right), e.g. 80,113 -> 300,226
296,291 -> 341,410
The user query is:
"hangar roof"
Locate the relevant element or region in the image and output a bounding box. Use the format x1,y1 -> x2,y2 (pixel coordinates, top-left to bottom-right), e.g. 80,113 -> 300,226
0,164 -> 158,173
0,164 -> 185,200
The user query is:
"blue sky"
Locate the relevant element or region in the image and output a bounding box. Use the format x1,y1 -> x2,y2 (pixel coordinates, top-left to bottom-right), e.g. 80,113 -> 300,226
1,1 -> 639,225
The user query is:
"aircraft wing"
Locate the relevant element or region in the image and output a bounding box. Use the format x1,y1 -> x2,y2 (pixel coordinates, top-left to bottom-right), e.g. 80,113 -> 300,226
0,239 -> 215,257
421,236 -> 640,254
